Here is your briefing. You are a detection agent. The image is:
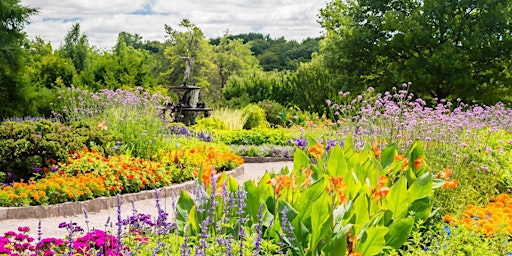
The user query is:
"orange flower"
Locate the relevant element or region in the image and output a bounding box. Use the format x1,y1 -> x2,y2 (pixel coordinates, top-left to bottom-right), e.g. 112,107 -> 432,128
371,142 -> 381,158
377,175 -> 388,187
443,215 -> 454,223
413,156 -> 424,170
438,167 -> 453,180
267,175 -> 294,196
442,180 -> 459,189
308,143 -> 325,159
372,175 -> 390,202
394,154 -> 405,161
327,176 -> 348,205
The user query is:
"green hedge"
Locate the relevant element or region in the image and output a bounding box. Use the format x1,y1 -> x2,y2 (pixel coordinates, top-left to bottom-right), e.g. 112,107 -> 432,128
0,119 -> 119,181
213,128 -> 294,146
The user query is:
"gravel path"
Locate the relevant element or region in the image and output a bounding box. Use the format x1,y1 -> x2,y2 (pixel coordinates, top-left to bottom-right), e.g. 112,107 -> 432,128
0,161 -> 293,239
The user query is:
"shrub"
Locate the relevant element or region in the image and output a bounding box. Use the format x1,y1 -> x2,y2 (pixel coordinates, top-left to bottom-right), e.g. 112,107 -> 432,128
213,128 -> 295,146
210,108 -> 247,130
193,117 -> 226,130
0,119 -> 117,182
242,104 -> 268,129
257,99 -> 285,126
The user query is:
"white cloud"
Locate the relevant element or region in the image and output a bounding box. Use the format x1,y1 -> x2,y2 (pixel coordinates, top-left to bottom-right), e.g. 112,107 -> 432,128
21,0 -> 328,50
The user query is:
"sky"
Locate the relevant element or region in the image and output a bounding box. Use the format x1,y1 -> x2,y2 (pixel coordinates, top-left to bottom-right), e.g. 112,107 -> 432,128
20,0 -> 329,50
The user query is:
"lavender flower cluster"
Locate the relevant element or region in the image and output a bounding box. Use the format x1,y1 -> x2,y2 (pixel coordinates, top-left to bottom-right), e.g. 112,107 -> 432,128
327,84 -> 512,149
51,86 -> 171,123
169,125 -> 212,142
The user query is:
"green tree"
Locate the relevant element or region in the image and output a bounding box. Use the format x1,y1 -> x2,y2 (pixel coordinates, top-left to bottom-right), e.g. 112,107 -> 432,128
213,33 -> 261,89
59,23 -> 90,72
162,19 -> 217,102
0,0 -> 37,118
25,38 -> 76,88
320,0 -> 512,103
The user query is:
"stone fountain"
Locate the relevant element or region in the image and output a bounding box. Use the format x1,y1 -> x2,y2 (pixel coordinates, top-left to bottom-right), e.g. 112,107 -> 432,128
167,55 -> 211,125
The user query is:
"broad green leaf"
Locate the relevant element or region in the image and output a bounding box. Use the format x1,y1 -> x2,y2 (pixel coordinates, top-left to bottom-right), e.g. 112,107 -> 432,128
433,178 -> 446,189
356,227 -> 388,255
385,217 -> 414,249
383,176 -> 408,220
176,190 -> 195,234
293,149 -> 310,175
293,178 -> 326,235
352,193 -> 369,234
244,180 -> 260,223
310,196 -> 331,252
409,196 -> 433,219
227,175 -> 239,192
407,172 -> 433,202
326,145 -> 346,176
380,144 -> 396,169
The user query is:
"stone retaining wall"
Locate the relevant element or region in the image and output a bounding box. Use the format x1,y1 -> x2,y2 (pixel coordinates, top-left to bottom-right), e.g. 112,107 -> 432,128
0,165 -> 244,220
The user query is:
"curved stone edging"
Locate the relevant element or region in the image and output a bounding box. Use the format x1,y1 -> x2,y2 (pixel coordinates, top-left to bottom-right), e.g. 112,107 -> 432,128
242,156 -> 292,163
0,165 -> 244,220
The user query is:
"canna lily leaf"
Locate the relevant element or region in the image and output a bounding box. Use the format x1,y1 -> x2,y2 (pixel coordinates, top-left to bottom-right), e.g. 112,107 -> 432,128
326,145 -> 347,177
385,217 -> 414,249
356,226 -> 388,255
380,144 -> 396,169
383,176 -> 408,220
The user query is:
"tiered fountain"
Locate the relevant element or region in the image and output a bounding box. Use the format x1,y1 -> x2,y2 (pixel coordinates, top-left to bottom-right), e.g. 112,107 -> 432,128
167,55 -> 211,125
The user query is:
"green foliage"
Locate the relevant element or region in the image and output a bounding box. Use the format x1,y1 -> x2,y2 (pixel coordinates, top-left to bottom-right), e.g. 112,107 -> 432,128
319,0 -> 512,103
0,0 -> 38,119
430,129 -> 512,216
58,23 -> 89,72
210,108 -> 248,130
192,116 -> 226,130
0,119 -> 117,181
213,128 -> 294,146
390,222 -> 512,255
210,32 -> 321,71
174,140 -> 438,255
242,104 -> 268,129
103,106 -> 167,160
213,33 -> 261,90
257,99 -> 286,126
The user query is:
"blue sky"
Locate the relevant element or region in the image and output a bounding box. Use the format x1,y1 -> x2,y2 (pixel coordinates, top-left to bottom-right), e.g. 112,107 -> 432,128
21,0 -> 328,50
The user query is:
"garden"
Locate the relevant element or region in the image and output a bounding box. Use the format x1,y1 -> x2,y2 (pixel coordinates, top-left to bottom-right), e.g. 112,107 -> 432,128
1,84 -> 511,255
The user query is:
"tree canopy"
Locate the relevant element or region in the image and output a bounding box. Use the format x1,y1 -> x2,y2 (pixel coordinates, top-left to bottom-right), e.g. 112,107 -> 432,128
319,0 -> 512,103
0,0 -> 37,118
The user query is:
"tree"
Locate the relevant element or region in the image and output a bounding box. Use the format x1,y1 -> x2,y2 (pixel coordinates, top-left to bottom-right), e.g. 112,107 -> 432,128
0,0 -> 37,118
213,33 -> 261,89
59,23 -> 90,72
320,0 -> 512,103
162,19 -> 217,102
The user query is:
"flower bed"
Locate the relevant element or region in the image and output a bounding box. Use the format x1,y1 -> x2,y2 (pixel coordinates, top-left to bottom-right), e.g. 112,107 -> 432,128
0,146 -> 243,207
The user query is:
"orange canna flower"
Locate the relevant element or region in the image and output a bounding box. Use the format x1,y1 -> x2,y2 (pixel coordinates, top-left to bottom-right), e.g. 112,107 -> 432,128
372,175 -> 390,202
438,167 -> 453,180
267,175 -> 294,196
394,154 -> 405,161
413,156 -> 424,170
327,176 -> 348,205
308,143 -> 325,159
371,142 -> 381,158
377,175 -> 388,187
442,180 -> 459,189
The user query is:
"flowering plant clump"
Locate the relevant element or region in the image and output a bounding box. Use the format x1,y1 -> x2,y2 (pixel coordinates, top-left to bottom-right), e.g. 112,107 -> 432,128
0,145 -> 242,207
0,226 -> 66,255
444,193 -> 512,237
173,137 -> 443,255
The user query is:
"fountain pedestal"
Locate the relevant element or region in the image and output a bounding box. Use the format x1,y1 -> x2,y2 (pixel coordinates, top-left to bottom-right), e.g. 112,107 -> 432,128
168,85 -> 211,126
